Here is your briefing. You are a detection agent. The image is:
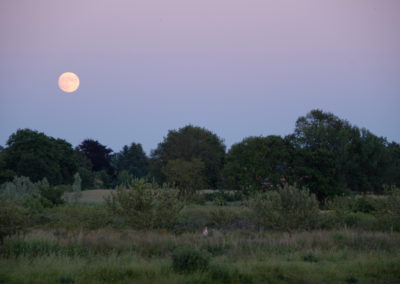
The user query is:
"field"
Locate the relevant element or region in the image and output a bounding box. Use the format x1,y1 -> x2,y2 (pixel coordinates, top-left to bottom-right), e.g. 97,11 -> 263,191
70,189 -> 112,203
1,228 -> 400,283
1,188 -> 400,283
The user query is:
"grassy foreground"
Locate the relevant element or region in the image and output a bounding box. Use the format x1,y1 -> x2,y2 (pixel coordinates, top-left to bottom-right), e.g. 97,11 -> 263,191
1,229 -> 400,284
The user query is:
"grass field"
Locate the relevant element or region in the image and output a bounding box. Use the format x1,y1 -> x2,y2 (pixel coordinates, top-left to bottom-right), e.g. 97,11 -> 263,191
1,229 -> 400,283
2,188 -> 400,283
70,189 -> 113,203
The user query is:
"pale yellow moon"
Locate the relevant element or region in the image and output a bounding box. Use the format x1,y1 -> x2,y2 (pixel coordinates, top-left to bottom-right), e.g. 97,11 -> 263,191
58,72 -> 80,93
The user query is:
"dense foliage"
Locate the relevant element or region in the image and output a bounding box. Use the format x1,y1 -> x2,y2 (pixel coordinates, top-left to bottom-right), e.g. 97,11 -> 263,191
113,143 -> 148,179
0,201 -> 26,244
291,110 -> 392,199
250,185 -> 319,233
1,129 -> 78,185
104,179 -> 183,229
163,158 -> 206,196
223,135 -> 292,190
77,139 -> 114,175
150,125 -> 226,189
0,110 -> 399,199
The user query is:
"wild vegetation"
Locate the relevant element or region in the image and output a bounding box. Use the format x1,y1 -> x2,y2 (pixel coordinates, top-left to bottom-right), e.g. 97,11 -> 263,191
1,109 -> 400,283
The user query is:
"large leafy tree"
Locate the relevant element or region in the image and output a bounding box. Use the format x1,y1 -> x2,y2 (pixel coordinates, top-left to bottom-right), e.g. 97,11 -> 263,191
162,158 -> 206,196
150,125 -> 226,188
385,142 -> 400,186
2,129 -> 78,185
291,110 -> 357,199
77,139 -> 114,176
0,147 -> 15,184
223,136 -> 293,190
291,109 -> 390,199
113,143 -> 148,178
74,149 -> 95,190
351,129 -> 390,193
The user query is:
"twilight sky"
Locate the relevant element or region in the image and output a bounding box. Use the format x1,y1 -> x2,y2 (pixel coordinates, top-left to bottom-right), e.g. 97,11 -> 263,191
1,0 -> 399,153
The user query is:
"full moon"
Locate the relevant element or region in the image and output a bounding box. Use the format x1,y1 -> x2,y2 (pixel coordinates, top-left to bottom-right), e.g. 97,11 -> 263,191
58,72 -> 80,93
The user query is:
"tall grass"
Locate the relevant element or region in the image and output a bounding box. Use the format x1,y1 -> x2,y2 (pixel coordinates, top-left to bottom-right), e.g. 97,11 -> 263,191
1,229 -> 400,282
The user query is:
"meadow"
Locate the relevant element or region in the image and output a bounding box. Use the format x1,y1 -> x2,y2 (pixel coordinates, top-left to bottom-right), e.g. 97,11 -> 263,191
1,187 -> 400,284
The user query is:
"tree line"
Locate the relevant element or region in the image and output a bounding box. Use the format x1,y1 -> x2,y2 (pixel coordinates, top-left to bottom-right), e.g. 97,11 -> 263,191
0,109 -> 399,200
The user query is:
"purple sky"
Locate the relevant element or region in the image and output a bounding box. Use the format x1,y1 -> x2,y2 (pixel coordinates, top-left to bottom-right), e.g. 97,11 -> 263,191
1,0 -> 399,154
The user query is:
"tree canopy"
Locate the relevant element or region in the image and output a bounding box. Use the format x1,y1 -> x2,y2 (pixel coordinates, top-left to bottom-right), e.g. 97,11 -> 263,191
223,136 -> 292,190
113,143 -> 148,178
0,110 -> 399,198
77,139 -> 114,176
150,125 -> 226,189
291,110 -> 391,199
1,129 -> 78,185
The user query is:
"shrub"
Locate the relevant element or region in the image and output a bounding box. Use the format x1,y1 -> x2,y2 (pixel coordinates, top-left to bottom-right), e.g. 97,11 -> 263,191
353,196 -> 376,213
0,176 -> 69,211
39,185 -> 65,207
43,204 -> 112,231
343,212 -> 378,229
250,185 -> 319,234
0,201 -> 27,243
374,188 -> 400,232
105,179 -> 183,229
0,176 -> 45,201
210,208 -> 239,229
172,247 -> 210,273
325,195 -> 377,214
314,211 -> 339,229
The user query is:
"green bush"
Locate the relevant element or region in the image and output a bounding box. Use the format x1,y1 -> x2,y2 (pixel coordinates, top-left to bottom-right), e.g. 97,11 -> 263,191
374,188 -> 400,232
105,179 -> 183,229
39,185 -> 65,207
0,201 -> 27,243
353,196 -> 376,213
326,195 -> 378,214
210,208 -> 239,229
343,212 -> 378,229
250,185 -> 319,233
314,211 -> 339,229
0,176 -> 45,201
43,204 -> 112,231
326,191 -> 400,231
172,247 -> 210,274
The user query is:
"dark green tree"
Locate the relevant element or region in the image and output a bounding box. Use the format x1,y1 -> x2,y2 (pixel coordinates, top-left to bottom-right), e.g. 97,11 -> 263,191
74,149 -> 95,190
291,110 -> 357,199
150,125 -> 225,188
291,109 -> 391,199
113,143 -> 148,178
385,142 -> 400,186
78,139 -> 114,176
162,158 -> 206,196
2,129 -> 78,185
0,147 -> 15,184
352,129 -> 389,193
223,136 -> 292,190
